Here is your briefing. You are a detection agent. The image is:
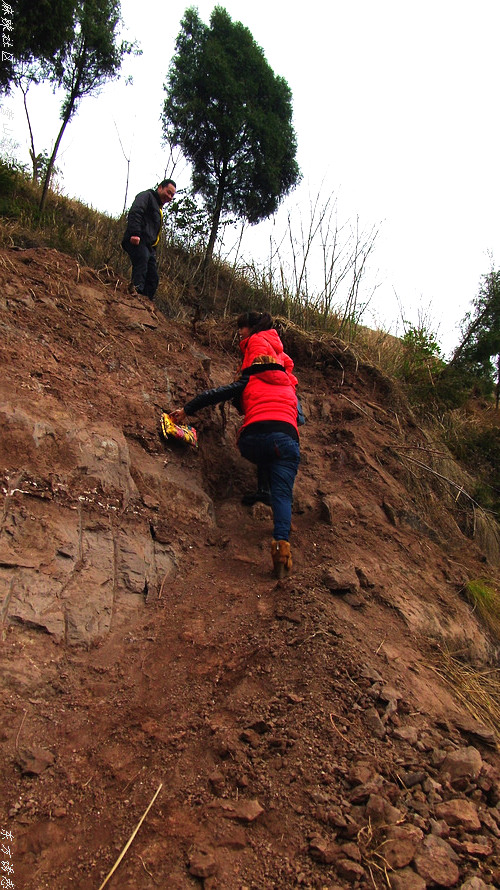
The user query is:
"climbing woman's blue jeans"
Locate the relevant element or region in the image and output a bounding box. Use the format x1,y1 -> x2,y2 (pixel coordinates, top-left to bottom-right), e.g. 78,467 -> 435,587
238,432 -> 300,541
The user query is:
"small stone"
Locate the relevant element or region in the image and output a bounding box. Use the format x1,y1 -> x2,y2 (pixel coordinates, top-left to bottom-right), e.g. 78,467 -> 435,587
348,762 -> 379,786
390,867 -> 426,890
364,707 -> 386,739
142,495 -> 159,510
52,806 -> 67,818
450,837 -> 493,857
382,824 -> 424,868
356,566 -> 374,588
423,834 -> 459,862
480,810 -> 500,837
320,497 -> 356,526
414,843 -> 460,886
378,684 -> 402,702
453,715 -> 497,748
459,878 -> 491,890
343,592 -> 365,608
321,563 -> 359,594
435,798 -> 481,831
218,798 -> 264,822
365,793 -> 403,825
440,747 -> 483,783
399,770 -> 426,788
208,769 -> 225,795
240,729 -> 261,748
339,841 -> 361,862
382,499 -> 398,525
308,833 -> 340,864
393,726 -> 419,745
216,827 -> 247,850
16,746 -> 55,776
429,818 -> 450,837
360,665 -> 383,683
335,858 -> 365,881
349,781 -> 382,804
188,847 -> 217,879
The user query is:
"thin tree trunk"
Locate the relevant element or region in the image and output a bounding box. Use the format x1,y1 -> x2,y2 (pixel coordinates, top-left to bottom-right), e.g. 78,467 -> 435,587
202,163 -> 227,279
496,354 -> 499,410
39,109 -> 72,211
39,55 -> 83,212
114,121 -> 131,215
20,84 -> 38,183
122,158 -> 130,216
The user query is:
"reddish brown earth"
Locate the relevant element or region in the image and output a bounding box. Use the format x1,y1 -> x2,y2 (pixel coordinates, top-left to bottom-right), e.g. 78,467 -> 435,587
1,246 -> 499,890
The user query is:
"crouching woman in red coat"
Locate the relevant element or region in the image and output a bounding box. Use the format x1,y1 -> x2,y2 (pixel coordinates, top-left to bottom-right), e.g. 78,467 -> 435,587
170,314 -> 300,578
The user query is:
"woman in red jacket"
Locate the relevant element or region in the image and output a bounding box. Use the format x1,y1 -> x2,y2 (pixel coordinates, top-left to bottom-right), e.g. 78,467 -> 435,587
171,312 -> 300,578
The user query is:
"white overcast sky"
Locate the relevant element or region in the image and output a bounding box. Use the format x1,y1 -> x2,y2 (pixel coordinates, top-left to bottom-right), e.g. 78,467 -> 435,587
2,0 -> 500,355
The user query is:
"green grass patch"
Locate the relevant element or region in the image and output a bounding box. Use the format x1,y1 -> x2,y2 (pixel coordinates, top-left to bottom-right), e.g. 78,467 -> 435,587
464,578 -> 500,639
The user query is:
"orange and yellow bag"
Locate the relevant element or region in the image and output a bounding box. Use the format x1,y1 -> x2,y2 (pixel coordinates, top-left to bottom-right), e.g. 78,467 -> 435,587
160,413 -> 198,448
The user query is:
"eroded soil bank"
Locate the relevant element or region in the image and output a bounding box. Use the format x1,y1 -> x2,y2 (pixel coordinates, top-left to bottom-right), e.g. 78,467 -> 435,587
1,247 -> 499,889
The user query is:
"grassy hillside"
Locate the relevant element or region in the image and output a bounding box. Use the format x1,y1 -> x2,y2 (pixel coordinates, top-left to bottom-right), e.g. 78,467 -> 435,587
1,158 -> 499,524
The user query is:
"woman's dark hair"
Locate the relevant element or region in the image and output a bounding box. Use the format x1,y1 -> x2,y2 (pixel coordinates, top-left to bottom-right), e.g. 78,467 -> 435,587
236,311 -> 273,334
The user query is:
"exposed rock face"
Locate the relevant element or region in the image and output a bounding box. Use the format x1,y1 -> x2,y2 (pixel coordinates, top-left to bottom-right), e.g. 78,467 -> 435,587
0,258 -> 218,644
0,414 -> 213,642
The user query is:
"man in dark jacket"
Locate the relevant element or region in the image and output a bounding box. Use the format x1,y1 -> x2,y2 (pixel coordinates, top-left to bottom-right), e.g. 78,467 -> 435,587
121,179 -> 176,299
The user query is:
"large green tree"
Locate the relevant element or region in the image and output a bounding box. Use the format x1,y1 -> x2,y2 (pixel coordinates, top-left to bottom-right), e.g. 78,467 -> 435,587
37,0 -> 135,210
2,1 -> 134,201
1,1 -> 78,179
162,6 -> 300,271
1,1 -> 75,90
451,269 -> 500,407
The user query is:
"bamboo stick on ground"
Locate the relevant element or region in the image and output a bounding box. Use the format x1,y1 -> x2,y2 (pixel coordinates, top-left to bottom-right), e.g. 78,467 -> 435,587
97,782 -> 163,890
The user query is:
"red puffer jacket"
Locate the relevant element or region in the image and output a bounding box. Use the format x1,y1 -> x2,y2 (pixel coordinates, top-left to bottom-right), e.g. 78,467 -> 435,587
239,329 -> 297,385
239,330 -> 298,431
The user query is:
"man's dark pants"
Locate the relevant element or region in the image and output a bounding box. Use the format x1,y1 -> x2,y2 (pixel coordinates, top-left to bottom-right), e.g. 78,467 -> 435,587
122,241 -> 159,299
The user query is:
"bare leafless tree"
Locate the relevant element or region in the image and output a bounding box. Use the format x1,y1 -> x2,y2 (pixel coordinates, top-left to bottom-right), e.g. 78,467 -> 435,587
269,188 -> 379,333
113,121 -> 132,214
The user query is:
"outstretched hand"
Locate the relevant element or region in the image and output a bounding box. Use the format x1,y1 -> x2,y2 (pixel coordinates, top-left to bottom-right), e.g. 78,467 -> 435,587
169,408 -> 187,424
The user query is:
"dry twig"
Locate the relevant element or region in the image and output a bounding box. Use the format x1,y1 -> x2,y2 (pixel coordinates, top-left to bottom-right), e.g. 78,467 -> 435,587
398,454 -> 484,509
15,709 -> 28,750
339,393 -> 374,420
329,713 -> 349,741
97,782 -> 163,890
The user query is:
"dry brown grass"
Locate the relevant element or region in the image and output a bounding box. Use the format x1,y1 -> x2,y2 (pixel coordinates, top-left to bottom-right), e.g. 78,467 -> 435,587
429,646 -> 500,750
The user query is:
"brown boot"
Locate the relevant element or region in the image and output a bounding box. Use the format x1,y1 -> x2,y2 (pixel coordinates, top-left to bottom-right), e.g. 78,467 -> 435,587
271,539 -> 292,579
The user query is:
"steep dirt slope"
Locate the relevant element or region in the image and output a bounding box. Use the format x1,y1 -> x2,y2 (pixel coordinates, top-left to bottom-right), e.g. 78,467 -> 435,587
0,246 -> 499,890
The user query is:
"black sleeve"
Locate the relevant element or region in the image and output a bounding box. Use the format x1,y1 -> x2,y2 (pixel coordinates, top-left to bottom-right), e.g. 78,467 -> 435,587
184,379 -> 246,416
127,191 -> 149,237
